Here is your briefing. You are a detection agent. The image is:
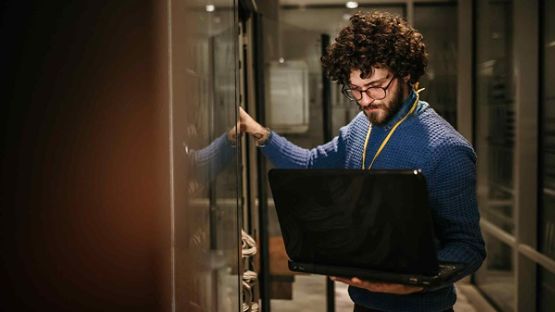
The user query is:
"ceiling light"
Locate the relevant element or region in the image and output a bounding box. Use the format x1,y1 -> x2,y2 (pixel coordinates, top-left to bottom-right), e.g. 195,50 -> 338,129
346,1 -> 358,9
206,4 -> 215,12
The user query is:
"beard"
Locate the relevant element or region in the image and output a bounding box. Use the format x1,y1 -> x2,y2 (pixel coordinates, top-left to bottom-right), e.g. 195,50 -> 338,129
361,82 -> 404,125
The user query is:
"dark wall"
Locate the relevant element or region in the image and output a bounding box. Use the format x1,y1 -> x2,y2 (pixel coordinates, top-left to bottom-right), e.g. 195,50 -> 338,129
1,1 -> 172,310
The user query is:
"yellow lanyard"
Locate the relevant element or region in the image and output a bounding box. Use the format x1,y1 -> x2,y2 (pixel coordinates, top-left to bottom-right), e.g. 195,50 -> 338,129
361,91 -> 421,170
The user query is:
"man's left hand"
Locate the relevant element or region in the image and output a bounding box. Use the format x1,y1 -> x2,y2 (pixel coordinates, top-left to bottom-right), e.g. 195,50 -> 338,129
330,276 -> 423,295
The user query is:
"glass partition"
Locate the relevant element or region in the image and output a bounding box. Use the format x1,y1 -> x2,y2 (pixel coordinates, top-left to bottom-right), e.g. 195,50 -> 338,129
474,0 -> 516,310
171,1 -> 241,311
540,1 -> 555,310
474,0 -> 515,235
414,3 -> 458,127
541,0 -> 555,262
474,234 -> 515,311
539,267 -> 555,312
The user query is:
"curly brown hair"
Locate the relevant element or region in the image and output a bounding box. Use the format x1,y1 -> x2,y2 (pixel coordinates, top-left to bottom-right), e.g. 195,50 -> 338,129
321,11 -> 428,86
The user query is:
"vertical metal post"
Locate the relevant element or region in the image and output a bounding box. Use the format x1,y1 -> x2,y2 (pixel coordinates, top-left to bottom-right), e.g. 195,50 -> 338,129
513,0 -> 539,310
322,34 -> 333,143
406,0 -> 414,26
321,33 -> 335,312
235,7 -> 245,312
457,0 -> 474,143
254,12 -> 271,312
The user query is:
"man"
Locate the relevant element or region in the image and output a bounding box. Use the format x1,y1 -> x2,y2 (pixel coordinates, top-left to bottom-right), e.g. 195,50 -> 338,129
240,11 -> 485,312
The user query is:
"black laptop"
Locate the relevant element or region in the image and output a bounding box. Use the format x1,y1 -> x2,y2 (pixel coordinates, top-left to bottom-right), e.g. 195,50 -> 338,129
268,169 -> 465,288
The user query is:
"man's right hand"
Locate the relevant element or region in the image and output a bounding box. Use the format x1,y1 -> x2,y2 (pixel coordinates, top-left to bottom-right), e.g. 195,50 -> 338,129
239,107 -> 270,143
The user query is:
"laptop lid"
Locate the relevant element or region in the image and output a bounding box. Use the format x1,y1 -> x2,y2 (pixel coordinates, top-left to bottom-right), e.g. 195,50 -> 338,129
268,169 -> 439,276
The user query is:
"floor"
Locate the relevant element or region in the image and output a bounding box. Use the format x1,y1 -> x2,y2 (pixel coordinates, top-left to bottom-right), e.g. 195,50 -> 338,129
271,274 -> 478,312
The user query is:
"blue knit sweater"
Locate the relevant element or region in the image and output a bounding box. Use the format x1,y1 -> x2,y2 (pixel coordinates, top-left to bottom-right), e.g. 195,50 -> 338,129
261,91 -> 486,312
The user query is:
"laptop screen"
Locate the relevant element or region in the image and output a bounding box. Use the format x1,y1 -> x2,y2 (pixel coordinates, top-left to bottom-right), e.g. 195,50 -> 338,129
269,169 -> 439,276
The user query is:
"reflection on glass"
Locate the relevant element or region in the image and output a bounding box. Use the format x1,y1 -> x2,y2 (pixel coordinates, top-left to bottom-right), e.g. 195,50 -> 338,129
539,267 -> 555,312
475,0 -> 515,234
541,0 -> 555,260
173,1 -> 240,311
475,233 -> 514,311
414,3 -> 458,127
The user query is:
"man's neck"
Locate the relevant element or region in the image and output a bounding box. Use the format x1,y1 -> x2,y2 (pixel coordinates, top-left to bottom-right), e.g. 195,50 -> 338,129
379,90 -> 417,130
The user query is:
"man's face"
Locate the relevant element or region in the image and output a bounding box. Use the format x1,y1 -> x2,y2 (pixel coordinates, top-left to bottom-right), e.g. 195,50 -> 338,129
348,67 -> 408,125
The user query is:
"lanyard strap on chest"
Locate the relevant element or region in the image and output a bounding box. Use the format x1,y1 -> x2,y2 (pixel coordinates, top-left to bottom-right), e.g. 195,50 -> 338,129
361,92 -> 421,170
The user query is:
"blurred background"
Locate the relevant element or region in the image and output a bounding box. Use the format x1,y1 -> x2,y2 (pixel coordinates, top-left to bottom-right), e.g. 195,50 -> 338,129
1,0 -> 554,311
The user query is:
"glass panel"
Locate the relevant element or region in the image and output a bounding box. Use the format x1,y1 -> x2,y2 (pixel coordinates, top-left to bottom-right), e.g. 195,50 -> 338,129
475,233 -> 515,311
539,267 -> 555,312
413,3 -> 458,127
541,0 -> 555,260
475,0 -> 515,234
172,1 -> 240,311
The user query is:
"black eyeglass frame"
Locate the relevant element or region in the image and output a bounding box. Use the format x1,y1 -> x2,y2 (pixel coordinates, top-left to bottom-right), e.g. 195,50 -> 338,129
341,75 -> 396,102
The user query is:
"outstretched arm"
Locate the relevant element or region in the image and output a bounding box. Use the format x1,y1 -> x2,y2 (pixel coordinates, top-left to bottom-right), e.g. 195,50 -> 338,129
239,107 -> 348,169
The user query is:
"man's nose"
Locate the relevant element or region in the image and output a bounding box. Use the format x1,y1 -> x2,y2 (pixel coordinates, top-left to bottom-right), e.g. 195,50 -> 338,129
358,92 -> 375,107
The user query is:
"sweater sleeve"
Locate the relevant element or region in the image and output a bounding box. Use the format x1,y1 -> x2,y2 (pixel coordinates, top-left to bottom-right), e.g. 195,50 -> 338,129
427,143 -> 486,285
190,132 -> 236,183
260,127 -> 349,169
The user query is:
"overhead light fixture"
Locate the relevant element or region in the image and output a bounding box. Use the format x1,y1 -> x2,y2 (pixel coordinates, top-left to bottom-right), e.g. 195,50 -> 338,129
346,1 -> 358,9
206,4 -> 215,12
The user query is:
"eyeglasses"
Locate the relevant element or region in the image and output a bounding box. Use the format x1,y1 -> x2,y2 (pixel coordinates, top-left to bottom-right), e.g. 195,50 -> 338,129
342,75 -> 396,102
